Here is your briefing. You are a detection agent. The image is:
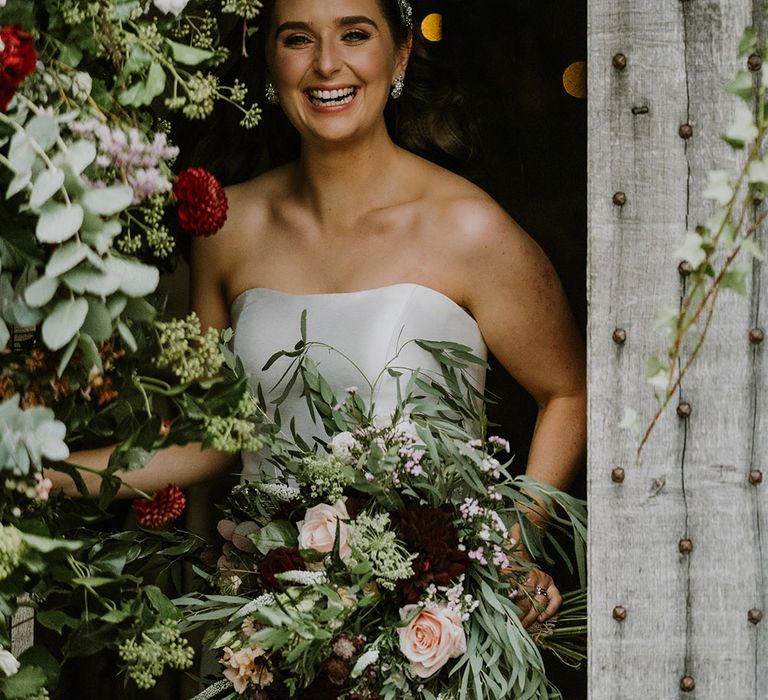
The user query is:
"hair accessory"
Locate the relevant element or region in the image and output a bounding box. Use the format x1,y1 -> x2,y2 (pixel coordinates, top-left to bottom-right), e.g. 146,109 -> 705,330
390,75 -> 405,99
265,79 -> 278,105
396,0 -> 413,29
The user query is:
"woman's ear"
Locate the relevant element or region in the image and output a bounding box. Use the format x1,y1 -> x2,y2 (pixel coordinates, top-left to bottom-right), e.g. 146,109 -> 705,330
395,33 -> 413,77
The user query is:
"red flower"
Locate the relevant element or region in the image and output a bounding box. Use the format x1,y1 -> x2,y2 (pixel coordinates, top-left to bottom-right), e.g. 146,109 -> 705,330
257,546 -> 306,590
0,25 -> 37,112
132,484 -> 186,528
172,167 -> 228,237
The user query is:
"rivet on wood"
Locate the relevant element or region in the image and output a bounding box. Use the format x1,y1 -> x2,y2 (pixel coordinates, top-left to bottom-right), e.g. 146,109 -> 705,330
612,191 -> 627,206
677,402 -> 692,418
612,328 -> 627,345
612,606 -> 627,621
679,123 -> 694,140
678,260 -> 693,276
678,538 -> 693,554
611,467 -> 626,483
750,328 -> 764,345
612,53 -> 627,70
631,105 -> 649,115
748,608 -> 763,625
749,470 -> 763,485
680,676 -> 696,692
748,53 -> 763,72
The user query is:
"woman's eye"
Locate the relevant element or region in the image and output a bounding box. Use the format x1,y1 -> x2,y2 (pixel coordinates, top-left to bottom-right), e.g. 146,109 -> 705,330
283,34 -> 311,47
343,30 -> 370,42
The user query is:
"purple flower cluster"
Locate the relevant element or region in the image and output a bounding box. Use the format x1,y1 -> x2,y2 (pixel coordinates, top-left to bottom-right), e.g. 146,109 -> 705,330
70,119 -> 179,203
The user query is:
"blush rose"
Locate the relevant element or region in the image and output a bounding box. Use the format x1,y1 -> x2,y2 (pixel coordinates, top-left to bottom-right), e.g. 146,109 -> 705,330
297,500 -> 351,560
398,604 -> 467,678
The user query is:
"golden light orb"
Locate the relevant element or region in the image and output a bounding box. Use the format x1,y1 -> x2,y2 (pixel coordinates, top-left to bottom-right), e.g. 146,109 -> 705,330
562,61 -> 587,99
421,13 -> 443,42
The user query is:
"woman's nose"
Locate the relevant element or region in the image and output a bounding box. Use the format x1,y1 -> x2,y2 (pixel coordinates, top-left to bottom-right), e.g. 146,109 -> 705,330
313,40 -> 341,78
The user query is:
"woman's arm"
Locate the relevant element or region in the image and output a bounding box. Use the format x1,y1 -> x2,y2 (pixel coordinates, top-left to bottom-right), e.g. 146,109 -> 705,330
447,196 -> 586,624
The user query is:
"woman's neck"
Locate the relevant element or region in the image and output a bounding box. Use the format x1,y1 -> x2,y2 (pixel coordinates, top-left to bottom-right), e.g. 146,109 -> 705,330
293,124 -> 406,229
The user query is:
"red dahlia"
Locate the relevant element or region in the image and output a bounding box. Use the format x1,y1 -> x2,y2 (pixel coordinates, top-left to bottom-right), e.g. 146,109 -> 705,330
0,25 -> 37,112
132,484 -> 186,528
172,167 -> 228,237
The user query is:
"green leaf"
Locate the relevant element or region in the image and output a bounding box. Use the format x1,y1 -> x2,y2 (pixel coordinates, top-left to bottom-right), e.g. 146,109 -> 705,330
742,238 -> 764,260
107,257 -> 160,297
722,103 -> 758,148
81,300 -> 112,342
0,318 -> 8,350
117,80 -> 146,106
6,170 -> 31,198
36,202 -> 84,243
251,520 -> 298,555
57,334 -> 79,376
144,61 -> 167,103
24,275 -> 59,308
41,296 -> 88,350
0,664 -> 46,699
725,69 -> 754,101
19,531 -> 83,552
65,140 -> 97,175
26,113 -> 59,150
7,132 -> 35,175
702,171 -> 733,205
77,332 -> 104,372
37,610 -> 80,633
62,267 -> 121,297
166,39 -> 216,65
739,26 -> 758,56
81,184 -> 134,215
721,263 -> 749,295
29,168 -> 65,210
59,42 -> 83,68
45,241 -> 89,277
117,319 -> 137,351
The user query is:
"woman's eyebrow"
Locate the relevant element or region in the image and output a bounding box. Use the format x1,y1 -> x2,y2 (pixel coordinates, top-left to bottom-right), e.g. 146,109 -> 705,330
337,16 -> 379,30
276,20 -> 313,33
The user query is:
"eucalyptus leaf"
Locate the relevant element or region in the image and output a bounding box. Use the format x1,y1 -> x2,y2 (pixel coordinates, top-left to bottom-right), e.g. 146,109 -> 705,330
117,320 -> 137,351
80,218 -> 121,254
41,297 -> 88,350
5,169 -> 31,199
29,168 -> 65,210
143,61 -> 166,103
81,184 -> 134,216
36,203 -> 84,243
62,267 -> 121,297
166,39 -> 216,65
56,334 -> 79,376
106,257 -> 159,297
65,139 -> 97,175
7,132 -> 35,174
0,318 -> 8,350
81,300 -> 112,343
26,113 -> 59,151
77,332 -> 104,373
106,294 -> 128,318
45,241 -> 89,277
117,81 -> 146,106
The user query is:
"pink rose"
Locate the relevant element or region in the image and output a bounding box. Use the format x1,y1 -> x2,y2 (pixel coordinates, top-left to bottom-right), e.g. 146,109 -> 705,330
297,501 -> 350,560
398,604 -> 467,678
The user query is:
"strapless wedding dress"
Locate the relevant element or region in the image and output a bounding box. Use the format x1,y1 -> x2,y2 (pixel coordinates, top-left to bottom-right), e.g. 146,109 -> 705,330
230,283 -> 488,478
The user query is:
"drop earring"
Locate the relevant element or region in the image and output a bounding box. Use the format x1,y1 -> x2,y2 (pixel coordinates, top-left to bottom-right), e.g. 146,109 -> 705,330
390,75 -> 405,100
265,78 -> 278,105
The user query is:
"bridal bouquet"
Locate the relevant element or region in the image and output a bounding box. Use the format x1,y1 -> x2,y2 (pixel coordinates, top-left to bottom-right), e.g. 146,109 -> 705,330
179,340 -> 586,700
0,2 -> 268,695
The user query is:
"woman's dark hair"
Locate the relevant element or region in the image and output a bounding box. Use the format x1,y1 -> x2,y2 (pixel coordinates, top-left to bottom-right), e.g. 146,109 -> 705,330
172,0 -> 480,185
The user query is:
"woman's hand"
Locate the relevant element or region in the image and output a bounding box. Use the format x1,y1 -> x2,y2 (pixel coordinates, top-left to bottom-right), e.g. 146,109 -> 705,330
512,567 -> 562,628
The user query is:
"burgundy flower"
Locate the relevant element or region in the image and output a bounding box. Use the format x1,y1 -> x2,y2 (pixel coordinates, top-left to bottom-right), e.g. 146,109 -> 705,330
0,25 -> 36,112
392,505 -> 469,603
172,167 -> 228,237
257,546 -> 305,590
132,484 -> 186,528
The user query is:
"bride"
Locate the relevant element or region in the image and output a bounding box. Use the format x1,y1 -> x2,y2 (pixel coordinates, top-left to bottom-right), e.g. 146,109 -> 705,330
65,0 -> 586,629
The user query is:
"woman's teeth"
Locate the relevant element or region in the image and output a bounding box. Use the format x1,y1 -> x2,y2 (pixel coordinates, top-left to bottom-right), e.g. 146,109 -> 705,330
308,87 -> 356,106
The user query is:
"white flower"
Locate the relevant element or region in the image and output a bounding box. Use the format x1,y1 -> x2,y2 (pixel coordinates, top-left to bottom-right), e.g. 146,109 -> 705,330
275,570 -> 328,585
330,431 -> 357,460
351,649 -> 379,678
394,419 -> 420,443
152,0 -> 190,15
257,482 -> 301,501
0,649 -> 20,677
372,412 -> 393,431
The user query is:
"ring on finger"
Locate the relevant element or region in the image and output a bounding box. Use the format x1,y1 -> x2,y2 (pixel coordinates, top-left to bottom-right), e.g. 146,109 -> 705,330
534,585 -> 549,598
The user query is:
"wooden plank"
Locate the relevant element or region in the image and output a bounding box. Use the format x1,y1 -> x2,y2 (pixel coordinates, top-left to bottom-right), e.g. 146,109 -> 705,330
10,603 -> 33,657
675,1 -> 756,697
588,3 -> 690,698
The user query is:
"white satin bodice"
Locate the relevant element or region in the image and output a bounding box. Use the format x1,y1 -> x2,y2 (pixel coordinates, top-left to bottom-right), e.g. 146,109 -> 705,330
231,283 -> 488,478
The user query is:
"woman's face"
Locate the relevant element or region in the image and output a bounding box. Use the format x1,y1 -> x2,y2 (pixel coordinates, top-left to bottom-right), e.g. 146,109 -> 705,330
266,0 -> 409,146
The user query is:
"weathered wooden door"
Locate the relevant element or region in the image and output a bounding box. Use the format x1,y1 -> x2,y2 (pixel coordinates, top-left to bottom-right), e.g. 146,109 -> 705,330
588,1 -> 767,697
